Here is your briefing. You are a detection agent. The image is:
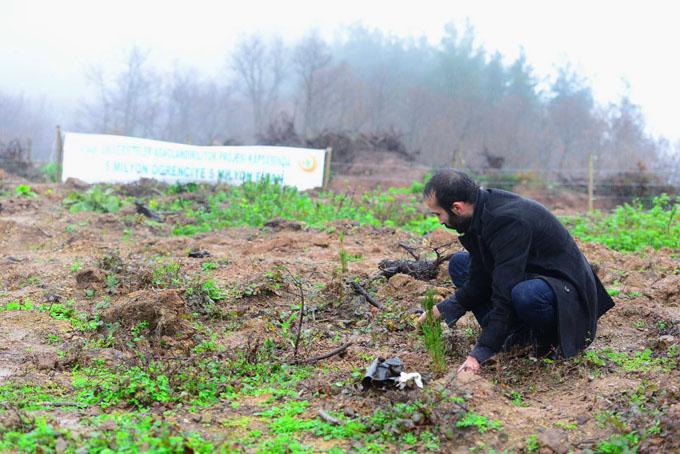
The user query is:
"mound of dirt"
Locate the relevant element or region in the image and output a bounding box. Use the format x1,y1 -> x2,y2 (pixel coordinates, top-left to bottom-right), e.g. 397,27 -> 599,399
75,269 -> 106,289
100,289 -> 189,336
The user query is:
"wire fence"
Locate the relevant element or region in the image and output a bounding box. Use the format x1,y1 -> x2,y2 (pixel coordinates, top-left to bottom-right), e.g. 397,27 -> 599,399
328,161 -> 679,211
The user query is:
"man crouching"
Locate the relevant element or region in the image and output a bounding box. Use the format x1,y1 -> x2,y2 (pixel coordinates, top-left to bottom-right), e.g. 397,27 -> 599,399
417,169 -> 614,374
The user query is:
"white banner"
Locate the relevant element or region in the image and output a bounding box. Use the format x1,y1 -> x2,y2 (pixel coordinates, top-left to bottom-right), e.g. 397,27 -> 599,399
61,132 -> 327,191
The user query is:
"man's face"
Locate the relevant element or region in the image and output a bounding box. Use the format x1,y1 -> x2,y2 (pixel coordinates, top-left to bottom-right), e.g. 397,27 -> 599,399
425,193 -> 472,233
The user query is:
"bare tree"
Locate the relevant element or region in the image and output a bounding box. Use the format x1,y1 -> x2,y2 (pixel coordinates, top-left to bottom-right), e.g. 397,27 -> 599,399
231,35 -> 287,136
293,31 -> 332,137
80,46 -> 160,137
161,68 -> 200,143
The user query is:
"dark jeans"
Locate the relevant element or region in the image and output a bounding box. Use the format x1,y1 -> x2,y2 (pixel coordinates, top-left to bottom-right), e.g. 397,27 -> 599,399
449,251 -> 558,347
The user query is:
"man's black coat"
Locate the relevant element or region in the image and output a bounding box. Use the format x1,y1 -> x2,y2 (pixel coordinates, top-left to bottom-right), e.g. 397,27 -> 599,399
437,188 -> 614,361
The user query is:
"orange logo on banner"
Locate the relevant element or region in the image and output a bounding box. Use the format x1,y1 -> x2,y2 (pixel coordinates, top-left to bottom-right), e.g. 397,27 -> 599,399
299,156 -> 318,172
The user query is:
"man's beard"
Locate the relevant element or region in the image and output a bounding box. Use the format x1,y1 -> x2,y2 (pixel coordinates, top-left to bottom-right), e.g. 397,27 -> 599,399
444,209 -> 472,234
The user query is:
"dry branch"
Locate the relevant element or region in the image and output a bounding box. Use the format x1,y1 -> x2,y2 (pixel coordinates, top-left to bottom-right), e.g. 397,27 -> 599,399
293,342 -> 352,364
318,409 -> 342,426
348,280 -> 383,309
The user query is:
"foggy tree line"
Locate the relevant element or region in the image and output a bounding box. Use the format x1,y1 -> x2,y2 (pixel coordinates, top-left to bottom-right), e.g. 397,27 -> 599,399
1,23 -> 679,182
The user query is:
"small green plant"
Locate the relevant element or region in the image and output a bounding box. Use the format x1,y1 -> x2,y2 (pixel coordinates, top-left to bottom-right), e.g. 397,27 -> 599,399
131,321 -> 150,341
338,232 -> 349,273
633,320 -> 645,330
201,279 -> 226,301
151,260 -> 183,288
45,334 -> 61,344
554,420 -> 577,430
594,432 -> 640,453
15,184 -> 37,198
70,259 -> 82,273
105,274 -> 119,293
455,412 -> 502,433
201,262 -> 218,271
421,289 -> 446,373
63,186 -> 122,213
277,310 -> 299,349
508,391 -> 528,407
526,434 -> 540,452
40,162 -> 60,182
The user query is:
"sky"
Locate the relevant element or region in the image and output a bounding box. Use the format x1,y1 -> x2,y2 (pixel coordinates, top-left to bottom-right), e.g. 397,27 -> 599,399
2,0 -> 679,142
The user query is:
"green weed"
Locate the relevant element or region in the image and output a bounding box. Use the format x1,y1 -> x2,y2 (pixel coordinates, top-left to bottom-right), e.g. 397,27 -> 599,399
40,162 -> 60,182
455,412 -> 502,433
168,177 -> 440,236
594,432 -> 640,454
526,434 -> 540,452
584,347 -> 676,373
0,412 -> 215,453
151,259 -> 183,288
72,356 -> 309,409
70,259 -> 82,273
563,194 -> 679,251
201,261 -> 218,271
0,298 -> 97,332
64,186 -> 123,213
14,184 -> 36,198
0,382 -> 71,410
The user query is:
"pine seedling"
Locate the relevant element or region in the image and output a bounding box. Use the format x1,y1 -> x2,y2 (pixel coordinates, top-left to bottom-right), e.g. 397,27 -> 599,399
421,289 -> 446,373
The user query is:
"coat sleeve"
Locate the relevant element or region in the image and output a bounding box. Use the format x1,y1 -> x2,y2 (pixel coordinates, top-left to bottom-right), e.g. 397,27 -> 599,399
436,241 -> 491,327
452,243 -> 491,310
472,217 -> 531,357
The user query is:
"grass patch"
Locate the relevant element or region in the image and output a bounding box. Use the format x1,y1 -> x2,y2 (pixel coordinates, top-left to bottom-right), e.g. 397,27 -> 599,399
583,347 -> 677,373
165,177 -> 439,236
72,356 -> 309,409
455,412 -> 502,433
0,298 -> 98,332
562,194 -> 678,251
0,413 -> 215,453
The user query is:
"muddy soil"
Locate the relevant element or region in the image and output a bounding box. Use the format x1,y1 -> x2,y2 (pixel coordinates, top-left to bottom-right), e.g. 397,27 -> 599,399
0,181 -> 678,453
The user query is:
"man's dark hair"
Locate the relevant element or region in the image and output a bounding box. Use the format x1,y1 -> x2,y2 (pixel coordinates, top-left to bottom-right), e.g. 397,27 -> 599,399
423,169 -> 479,209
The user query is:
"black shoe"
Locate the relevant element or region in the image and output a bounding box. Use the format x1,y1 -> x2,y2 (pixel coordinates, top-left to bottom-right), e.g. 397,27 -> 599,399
531,331 -> 560,360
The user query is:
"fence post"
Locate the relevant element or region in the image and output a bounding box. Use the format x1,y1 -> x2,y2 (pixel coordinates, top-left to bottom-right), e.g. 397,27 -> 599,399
26,138 -> 32,163
55,125 -> 64,182
588,151 -> 594,213
323,147 -> 333,190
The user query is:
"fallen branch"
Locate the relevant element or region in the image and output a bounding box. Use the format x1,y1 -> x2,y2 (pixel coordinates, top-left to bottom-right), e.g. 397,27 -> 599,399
348,280 -> 383,309
37,402 -> 89,408
134,200 -> 163,222
398,241 -> 420,260
318,409 -> 342,426
378,242 -> 453,281
293,342 -> 352,364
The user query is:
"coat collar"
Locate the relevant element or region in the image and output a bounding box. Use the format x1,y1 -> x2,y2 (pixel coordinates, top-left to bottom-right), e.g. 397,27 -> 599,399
464,188 -> 486,236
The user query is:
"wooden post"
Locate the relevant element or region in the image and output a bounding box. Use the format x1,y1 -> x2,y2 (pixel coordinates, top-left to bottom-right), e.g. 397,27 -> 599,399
26,138 -> 32,163
323,147 -> 333,190
588,151 -> 594,213
55,125 -> 64,182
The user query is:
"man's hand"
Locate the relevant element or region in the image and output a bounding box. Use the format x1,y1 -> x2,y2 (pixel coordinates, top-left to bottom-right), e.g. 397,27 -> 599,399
416,305 -> 441,328
457,355 -> 480,374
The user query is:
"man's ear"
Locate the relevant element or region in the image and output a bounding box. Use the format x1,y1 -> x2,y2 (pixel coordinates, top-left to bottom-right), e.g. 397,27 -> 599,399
451,201 -> 464,215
